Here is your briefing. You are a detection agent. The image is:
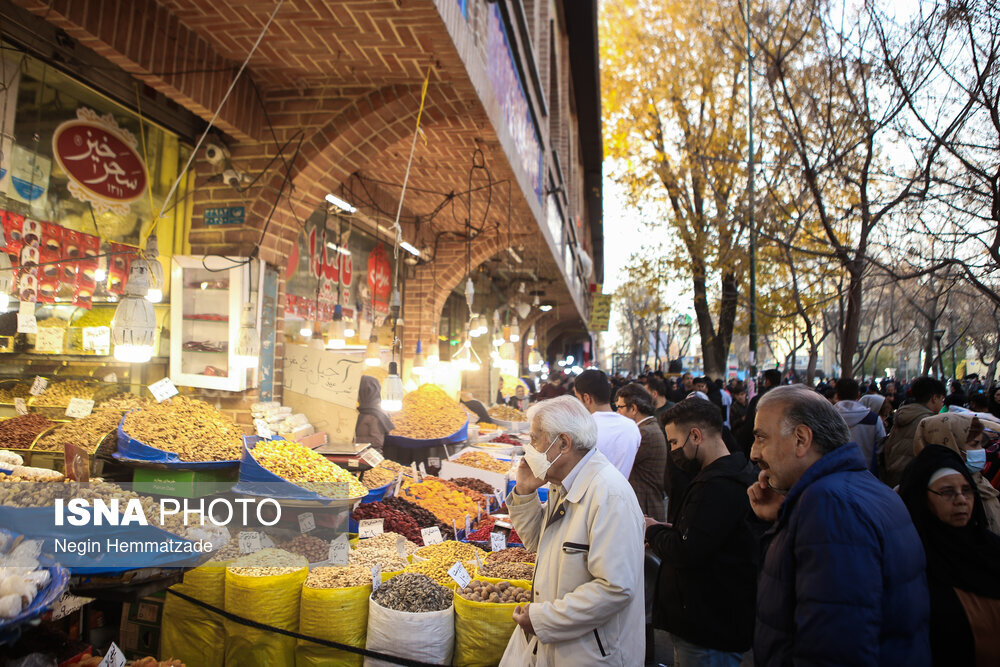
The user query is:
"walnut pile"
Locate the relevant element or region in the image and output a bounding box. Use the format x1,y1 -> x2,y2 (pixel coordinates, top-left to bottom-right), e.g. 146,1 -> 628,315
122,396 -> 243,462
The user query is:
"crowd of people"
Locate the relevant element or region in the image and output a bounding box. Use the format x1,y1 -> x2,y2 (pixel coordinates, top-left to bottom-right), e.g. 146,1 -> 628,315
501,368 -> 1000,666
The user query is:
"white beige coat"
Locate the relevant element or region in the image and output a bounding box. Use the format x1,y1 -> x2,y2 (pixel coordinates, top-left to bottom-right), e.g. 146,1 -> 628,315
499,450 -> 646,666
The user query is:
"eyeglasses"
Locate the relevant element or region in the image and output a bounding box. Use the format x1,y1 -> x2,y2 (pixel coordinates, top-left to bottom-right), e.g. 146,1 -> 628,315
928,486 -> 974,501
615,403 -> 629,411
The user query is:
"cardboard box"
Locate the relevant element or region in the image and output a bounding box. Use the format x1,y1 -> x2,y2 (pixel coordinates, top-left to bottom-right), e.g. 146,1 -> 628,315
119,594 -> 164,658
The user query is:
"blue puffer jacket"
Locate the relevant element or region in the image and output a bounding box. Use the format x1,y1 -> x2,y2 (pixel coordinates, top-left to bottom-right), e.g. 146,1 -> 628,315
755,443 -> 931,666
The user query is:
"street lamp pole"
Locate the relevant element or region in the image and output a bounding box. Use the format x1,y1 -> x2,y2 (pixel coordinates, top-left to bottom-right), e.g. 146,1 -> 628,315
949,314 -> 956,380
746,0 -> 758,382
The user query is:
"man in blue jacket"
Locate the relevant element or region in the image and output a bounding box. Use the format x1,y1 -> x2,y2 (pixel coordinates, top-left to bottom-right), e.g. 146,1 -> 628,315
748,385 -> 930,666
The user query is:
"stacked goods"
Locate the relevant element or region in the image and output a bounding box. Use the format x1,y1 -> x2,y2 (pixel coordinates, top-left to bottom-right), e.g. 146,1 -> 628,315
457,580 -> 530,604
0,414 -> 56,450
305,565 -> 371,589
351,502 -> 423,545
33,395 -> 152,452
249,439 -> 367,498
372,574 -> 451,613
29,380 -> 99,407
227,548 -> 308,576
453,451 -> 512,474
488,405 -> 527,422
414,540 -> 487,563
448,477 -> 495,496
390,384 -> 467,439
280,535 -> 329,563
400,477 -> 482,525
380,497 -> 451,536
486,547 -> 536,563
466,517 -> 523,545
360,465 -> 396,489
123,397 -> 244,462
478,561 -> 534,580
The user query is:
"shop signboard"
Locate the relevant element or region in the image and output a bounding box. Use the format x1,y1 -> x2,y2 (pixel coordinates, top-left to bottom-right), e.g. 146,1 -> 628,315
589,293 -> 612,332
52,108 -> 148,216
282,344 -> 366,409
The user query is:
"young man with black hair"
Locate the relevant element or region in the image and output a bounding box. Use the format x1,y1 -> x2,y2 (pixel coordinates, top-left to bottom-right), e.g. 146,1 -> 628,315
642,375 -> 674,423
573,369 -> 640,477
882,376 -> 947,488
614,383 -> 667,521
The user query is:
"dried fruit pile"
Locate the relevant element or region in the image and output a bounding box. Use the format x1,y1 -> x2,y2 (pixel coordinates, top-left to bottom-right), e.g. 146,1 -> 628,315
414,540 -> 487,563
372,573 -> 452,612
381,496 -> 452,536
489,434 -> 521,446
123,397 -> 243,461
400,477 -> 483,525
449,477 -> 496,496
34,395 -> 152,452
360,464 -> 397,489
390,384 -> 467,439
466,516 -> 522,545
251,439 -> 367,498
453,451 -> 512,474
30,380 -> 100,407
488,405 -> 527,422
352,501 -> 423,545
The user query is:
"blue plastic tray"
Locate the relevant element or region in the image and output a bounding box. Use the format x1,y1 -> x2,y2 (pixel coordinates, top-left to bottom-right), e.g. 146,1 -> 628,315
232,435 -> 366,503
115,412 -> 239,470
384,420 -> 469,449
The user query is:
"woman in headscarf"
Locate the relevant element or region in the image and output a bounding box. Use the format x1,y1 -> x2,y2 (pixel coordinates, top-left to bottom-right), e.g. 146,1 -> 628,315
899,445 -> 1000,666
914,412 -> 1000,534
355,375 -> 394,453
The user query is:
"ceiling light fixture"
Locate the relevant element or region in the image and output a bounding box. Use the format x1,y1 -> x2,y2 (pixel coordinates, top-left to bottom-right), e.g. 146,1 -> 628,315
325,193 -> 357,213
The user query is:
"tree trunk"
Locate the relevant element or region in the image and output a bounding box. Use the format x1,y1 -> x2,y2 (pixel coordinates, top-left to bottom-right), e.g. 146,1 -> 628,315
806,348 -> 819,385
840,263 -> 864,376
922,327 -> 935,375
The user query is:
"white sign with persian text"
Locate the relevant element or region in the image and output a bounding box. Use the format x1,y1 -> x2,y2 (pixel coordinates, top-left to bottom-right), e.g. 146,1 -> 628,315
282,344 -> 366,409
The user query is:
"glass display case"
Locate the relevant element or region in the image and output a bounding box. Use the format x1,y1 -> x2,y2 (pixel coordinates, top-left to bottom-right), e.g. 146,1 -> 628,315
169,255 -> 258,391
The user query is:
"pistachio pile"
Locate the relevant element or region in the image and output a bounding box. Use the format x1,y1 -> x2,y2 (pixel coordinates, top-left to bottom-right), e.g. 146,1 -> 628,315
306,565 -> 372,589
458,579 -> 530,604
123,396 -> 244,462
227,548 -> 307,576
372,573 -> 452,612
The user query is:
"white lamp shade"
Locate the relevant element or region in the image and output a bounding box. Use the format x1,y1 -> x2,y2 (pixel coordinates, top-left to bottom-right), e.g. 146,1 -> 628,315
365,339 -> 381,366
326,318 -> 346,349
381,363 -> 404,412
112,295 -> 156,362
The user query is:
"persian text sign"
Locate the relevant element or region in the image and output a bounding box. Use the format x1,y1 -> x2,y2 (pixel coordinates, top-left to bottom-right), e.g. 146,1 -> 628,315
52,108 -> 147,216
589,294 -> 612,332
282,344 -> 365,409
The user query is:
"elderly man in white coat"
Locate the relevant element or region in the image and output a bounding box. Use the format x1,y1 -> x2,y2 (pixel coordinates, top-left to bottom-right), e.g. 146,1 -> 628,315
499,395 -> 646,666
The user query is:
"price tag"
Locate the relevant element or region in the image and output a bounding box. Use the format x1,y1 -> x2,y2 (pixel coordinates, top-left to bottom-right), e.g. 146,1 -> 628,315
148,377 -> 179,402
410,461 -> 419,480
254,419 -> 272,438
102,372 -> 118,383
49,593 -> 93,620
465,514 -> 472,535
238,531 -> 262,554
360,448 -> 384,467
35,327 -> 64,353
393,473 -> 403,497
371,564 -> 381,591
13,398 -> 27,415
418,461 -> 427,477
452,519 -> 459,539
99,641 -> 126,667
396,534 -> 407,558
358,518 -> 384,539
490,532 -> 507,552
474,550 -> 483,569
448,561 -> 471,589
420,526 -> 443,545
347,458 -> 359,468
65,398 -> 95,418
494,490 -> 505,508
328,534 -> 349,566
298,512 -> 316,533
30,376 -> 48,396
260,534 -> 276,549
428,456 -> 441,468
17,311 -> 37,334
477,506 -> 482,522
83,326 -> 111,353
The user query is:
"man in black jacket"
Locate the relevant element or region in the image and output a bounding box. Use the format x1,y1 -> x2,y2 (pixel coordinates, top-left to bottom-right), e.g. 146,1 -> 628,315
645,398 -> 759,666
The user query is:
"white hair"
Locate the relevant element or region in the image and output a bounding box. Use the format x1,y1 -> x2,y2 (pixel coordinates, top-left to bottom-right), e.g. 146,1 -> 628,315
526,395 -> 598,451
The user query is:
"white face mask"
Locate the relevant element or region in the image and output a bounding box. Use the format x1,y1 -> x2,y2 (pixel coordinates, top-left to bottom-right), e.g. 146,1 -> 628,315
523,433 -> 563,480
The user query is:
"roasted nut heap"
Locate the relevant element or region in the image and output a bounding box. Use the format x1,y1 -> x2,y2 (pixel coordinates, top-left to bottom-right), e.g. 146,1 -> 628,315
390,384 -> 467,439
123,396 -> 244,462
227,548 -> 307,576
356,531 -> 419,557
0,384 -> 31,402
372,573 -> 452,612
360,465 -> 397,489
488,405 -> 527,422
34,407 -> 123,452
449,477 -> 496,496
0,414 -> 56,450
348,549 -> 408,572
453,451 -> 512,474
306,565 -> 372,589
250,439 -> 368,497
280,535 -> 330,563
478,561 -> 534,581
414,540 -> 487,563
459,579 -> 530,604
31,380 -> 100,407
486,547 -> 536,564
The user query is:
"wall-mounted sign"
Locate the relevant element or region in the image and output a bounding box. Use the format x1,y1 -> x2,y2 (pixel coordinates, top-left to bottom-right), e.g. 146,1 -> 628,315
205,206 -> 245,226
52,108 -> 148,216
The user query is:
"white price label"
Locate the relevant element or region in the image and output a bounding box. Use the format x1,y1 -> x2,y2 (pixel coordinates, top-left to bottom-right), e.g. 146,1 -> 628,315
358,518 -> 384,539
410,461 -> 419,480
238,531 -> 262,554
452,519 -> 459,539
360,448 -> 384,467
29,376 -> 48,396
99,641 -> 126,667
148,377 -> 179,402
474,549 -> 483,570
420,526 -> 444,545
490,532 -> 507,552
328,534 -> 350,566
65,398 -> 95,418
396,534 -> 407,558
254,419 -> 272,438
260,534 -> 275,549
102,372 -> 118,383
17,312 -> 37,334
477,506 -> 482,522
494,490 -> 505,508
35,327 -> 64,353
428,457 -> 441,468
393,473 -> 403,497
418,461 -> 427,477
371,564 -> 381,591
83,327 -> 111,353
13,398 -> 27,415
347,458 -> 359,468
465,514 -> 472,535
298,512 -> 316,533
49,593 -> 93,620
448,561 -> 471,589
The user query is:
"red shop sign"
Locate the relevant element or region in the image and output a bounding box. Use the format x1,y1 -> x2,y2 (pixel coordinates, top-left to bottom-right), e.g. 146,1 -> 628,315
52,108 -> 148,216
367,243 -> 391,311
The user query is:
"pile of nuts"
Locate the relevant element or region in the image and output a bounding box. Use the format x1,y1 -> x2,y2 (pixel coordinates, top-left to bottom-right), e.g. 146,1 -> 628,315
281,535 -> 330,562
306,565 -> 372,589
356,532 -> 419,557
402,558 -> 457,586
352,502 -> 423,545
30,380 -> 99,407
34,408 -> 122,452
250,439 -> 368,497
208,541 -> 241,562
390,385 -> 467,439
478,561 -> 534,580
453,451 -> 512,474
349,549 -> 408,573
449,477 -> 496,495
0,414 -> 56,450
414,540 -> 487,563
123,397 -> 244,462
0,384 -> 30,402
459,579 -> 530,604
372,573 -> 452,612
488,405 -> 527,422
486,547 -> 536,563
360,465 -> 397,489
227,548 -> 307,576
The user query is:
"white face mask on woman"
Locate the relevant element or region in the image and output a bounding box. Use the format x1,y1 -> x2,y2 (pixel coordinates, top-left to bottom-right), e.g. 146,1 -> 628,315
523,433 -> 563,479
966,447 -> 986,473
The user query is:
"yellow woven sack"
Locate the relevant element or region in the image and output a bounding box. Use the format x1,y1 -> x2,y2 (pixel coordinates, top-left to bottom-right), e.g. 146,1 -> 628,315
160,563 -> 228,667
474,572 -> 533,590
295,583 -> 372,667
224,566 -> 308,667
453,579 -> 531,667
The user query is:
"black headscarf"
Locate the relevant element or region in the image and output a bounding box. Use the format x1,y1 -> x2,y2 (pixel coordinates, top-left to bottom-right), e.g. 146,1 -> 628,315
358,375 -> 394,434
899,444 -> 1000,598
987,384 -> 1000,420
